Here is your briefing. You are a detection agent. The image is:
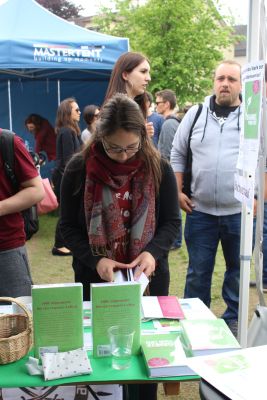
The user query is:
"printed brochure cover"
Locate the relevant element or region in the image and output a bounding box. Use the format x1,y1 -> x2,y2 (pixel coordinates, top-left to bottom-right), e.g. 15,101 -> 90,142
142,296 -> 185,320
32,283 -> 83,358
187,345 -> 267,400
91,281 -> 141,358
141,332 -> 195,378
181,319 -> 240,356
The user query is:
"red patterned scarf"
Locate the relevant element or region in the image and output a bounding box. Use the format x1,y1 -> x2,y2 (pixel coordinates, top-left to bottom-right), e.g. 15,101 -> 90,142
84,143 -> 156,262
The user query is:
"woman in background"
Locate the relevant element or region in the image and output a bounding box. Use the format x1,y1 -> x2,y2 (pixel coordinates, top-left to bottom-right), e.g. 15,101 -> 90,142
60,94 -> 180,400
104,51 -> 154,137
51,97 -> 82,256
25,114 -> 56,161
81,105 -> 100,144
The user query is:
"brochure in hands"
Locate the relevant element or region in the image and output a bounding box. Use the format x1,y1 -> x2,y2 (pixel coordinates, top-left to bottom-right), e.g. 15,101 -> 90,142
32,283 -> 83,358
141,332 -> 195,377
91,281 -> 141,358
180,319 -> 240,356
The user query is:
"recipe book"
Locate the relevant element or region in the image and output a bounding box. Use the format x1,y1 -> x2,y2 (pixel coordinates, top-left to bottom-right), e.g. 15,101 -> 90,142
91,281 -> 141,358
32,283 -> 83,358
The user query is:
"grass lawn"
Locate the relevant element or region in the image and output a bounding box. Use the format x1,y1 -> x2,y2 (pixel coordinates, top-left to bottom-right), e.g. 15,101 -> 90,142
26,213 -> 262,400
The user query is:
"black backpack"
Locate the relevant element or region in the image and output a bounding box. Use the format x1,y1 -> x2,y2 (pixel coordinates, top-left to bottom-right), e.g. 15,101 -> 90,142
0,129 -> 39,240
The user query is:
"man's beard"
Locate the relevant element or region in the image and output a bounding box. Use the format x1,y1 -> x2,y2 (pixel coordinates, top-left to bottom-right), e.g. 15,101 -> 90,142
217,92 -> 238,107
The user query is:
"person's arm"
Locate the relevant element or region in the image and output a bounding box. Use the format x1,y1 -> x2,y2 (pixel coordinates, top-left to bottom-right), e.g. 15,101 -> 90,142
175,171 -> 194,213
0,176 -> 44,217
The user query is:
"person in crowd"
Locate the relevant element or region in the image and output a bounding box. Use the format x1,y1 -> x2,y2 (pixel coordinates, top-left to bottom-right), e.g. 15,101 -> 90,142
0,131 -> 44,297
156,89 -> 180,160
81,105 -> 100,144
144,91 -> 164,147
156,89 -> 182,250
25,114 -> 56,161
171,60 -> 242,336
104,51 -> 154,138
60,94 -> 180,400
51,97 -> 82,256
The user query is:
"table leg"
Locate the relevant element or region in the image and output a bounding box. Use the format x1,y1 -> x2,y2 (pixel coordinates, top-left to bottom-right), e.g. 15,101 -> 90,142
163,382 -> 180,396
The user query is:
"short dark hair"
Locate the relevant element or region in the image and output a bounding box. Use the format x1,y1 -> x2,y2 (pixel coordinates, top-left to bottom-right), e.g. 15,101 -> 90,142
83,105 -> 99,126
155,89 -> 177,110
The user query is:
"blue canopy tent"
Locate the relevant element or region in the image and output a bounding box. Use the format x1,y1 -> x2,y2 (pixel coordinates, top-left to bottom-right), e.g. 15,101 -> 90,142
0,0 -> 129,150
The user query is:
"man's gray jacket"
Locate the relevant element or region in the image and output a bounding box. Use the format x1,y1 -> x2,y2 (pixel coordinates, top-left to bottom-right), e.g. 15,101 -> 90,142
171,95 -> 242,216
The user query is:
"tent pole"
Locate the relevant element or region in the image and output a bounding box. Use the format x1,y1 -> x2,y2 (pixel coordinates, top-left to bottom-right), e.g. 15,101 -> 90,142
7,79 -> 12,131
238,0 -> 265,348
57,79 -> 61,106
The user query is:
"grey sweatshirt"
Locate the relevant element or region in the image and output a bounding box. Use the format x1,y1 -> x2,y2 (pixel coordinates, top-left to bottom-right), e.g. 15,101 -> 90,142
171,95 -> 242,216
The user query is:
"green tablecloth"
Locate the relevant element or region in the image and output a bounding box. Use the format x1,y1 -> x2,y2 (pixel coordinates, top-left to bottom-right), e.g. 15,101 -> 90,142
0,349 -> 198,388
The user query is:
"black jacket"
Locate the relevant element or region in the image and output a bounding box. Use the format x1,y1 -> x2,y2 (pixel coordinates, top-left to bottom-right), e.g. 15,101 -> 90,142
60,154 -> 181,276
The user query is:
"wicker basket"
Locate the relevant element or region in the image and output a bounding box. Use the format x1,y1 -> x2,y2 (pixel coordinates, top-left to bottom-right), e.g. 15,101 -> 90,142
0,296 -> 33,364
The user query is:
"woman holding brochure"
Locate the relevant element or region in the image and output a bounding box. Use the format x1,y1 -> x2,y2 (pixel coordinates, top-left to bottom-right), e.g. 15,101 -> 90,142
60,94 -> 180,400
60,93 -> 180,297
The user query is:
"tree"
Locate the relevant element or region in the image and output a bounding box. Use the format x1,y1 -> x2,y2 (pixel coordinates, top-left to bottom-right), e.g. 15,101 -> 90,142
37,0 -> 83,20
94,0 -> 239,105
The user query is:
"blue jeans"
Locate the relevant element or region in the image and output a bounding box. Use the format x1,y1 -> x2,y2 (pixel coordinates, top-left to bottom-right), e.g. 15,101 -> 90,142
184,210 -> 241,322
173,208 -> 183,248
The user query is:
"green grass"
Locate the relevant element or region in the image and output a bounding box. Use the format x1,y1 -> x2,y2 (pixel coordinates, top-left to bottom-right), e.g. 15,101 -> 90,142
26,213 -> 261,400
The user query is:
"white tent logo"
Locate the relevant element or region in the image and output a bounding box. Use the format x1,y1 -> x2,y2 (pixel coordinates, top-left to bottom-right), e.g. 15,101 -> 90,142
33,43 -> 104,64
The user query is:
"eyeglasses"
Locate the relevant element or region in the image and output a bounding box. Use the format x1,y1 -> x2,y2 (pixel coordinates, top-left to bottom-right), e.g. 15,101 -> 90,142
102,139 -> 141,155
155,101 -> 165,106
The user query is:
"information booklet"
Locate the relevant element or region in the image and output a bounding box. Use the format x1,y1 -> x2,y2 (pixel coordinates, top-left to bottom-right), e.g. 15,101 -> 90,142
32,283 -> 83,358
180,319 -> 240,356
141,332 -> 195,378
141,296 -> 185,320
187,345 -> 267,400
178,298 -> 217,320
91,281 -> 141,358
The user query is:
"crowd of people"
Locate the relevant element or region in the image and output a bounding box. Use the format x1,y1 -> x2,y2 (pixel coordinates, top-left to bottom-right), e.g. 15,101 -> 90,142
1,50 -> 266,400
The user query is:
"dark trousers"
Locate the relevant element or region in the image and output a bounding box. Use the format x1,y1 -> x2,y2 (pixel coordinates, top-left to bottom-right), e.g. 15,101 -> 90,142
54,217 -> 66,249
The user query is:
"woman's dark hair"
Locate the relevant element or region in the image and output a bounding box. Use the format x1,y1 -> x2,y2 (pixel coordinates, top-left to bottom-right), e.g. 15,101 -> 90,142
55,97 -> 80,135
82,93 -> 162,194
25,114 -> 46,130
83,105 -> 99,127
104,52 -> 149,118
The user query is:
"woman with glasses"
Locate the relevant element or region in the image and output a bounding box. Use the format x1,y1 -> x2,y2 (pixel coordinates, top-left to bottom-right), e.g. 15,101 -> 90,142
81,104 -> 100,144
51,97 -> 82,256
59,94 -> 180,400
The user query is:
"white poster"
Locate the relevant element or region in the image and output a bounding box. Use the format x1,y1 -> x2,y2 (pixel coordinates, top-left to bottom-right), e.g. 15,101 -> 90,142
234,172 -> 254,209
236,61 -> 264,173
